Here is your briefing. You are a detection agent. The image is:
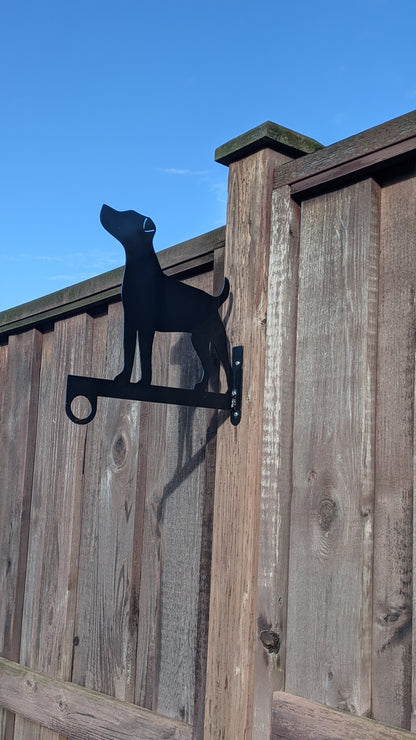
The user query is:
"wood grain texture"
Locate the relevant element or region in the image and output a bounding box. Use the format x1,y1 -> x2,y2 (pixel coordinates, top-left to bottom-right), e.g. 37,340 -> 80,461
272,691 -> 415,740
253,187 -> 301,738
371,169 -> 416,729
15,313 -> 93,740
0,331 -> 42,740
204,147 -> 293,739
286,179 -> 380,715
71,302 -> 145,704
0,657 -> 192,740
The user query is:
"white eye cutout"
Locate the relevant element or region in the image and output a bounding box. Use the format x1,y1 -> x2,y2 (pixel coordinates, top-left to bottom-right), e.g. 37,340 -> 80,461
143,217 -> 156,233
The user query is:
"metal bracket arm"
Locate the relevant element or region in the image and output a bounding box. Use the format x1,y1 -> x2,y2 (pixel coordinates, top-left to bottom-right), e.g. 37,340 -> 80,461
66,346 -> 243,426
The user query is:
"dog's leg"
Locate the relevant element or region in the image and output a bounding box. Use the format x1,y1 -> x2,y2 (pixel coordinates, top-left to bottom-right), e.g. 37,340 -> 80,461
191,329 -> 213,391
210,319 -> 232,392
137,329 -> 155,386
114,319 -> 136,383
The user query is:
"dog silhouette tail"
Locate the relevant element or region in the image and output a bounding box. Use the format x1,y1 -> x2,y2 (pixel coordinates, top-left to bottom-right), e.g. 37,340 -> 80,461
216,277 -> 230,307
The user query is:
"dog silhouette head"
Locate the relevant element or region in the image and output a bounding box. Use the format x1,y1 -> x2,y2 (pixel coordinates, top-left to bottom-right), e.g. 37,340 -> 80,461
100,204 -> 156,253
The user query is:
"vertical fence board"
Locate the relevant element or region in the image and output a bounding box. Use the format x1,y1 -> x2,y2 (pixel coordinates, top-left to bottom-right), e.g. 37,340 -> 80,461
371,172 -> 416,729
14,314 -> 93,740
156,343 -> 205,724
134,331 -> 171,713
135,268 -> 216,727
286,179 -> 380,715
0,331 -> 42,740
204,147 -> 291,739
414,346 -> 416,734
157,271 -> 214,726
253,186 -> 301,737
0,331 -> 42,658
192,251 -> 223,739
0,340 -> 9,411
72,302 -> 146,704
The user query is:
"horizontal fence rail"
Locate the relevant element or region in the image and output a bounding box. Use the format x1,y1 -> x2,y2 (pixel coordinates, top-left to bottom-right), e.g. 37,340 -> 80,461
0,658 -> 192,740
272,692 -> 415,740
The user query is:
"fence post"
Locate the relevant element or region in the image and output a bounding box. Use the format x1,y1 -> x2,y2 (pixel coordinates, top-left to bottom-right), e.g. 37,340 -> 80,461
203,123 -> 321,739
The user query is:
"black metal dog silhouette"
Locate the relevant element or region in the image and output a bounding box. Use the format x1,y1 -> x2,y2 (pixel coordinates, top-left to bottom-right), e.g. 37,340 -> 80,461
100,205 -> 232,391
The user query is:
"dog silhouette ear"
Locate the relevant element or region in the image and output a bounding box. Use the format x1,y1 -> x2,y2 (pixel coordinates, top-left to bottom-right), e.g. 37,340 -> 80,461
143,217 -> 156,233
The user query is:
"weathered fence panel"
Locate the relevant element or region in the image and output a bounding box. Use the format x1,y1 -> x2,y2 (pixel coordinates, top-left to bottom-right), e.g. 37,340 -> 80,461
71,302 -> 144,703
0,232 -> 224,738
1,112 -> 416,738
15,314 -> 93,740
0,330 -> 42,738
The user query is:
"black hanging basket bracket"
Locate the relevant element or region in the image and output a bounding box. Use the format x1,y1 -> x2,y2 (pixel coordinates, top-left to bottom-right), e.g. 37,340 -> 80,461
66,345 -> 243,427
65,205 -> 243,428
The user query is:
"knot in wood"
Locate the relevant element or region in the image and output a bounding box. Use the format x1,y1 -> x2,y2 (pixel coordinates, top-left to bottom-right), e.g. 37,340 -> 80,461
25,676 -> 37,691
112,433 -> 127,468
318,499 -> 336,531
259,629 -> 280,654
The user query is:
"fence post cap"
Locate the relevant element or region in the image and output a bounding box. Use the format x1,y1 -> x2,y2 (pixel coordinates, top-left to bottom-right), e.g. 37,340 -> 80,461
215,121 -> 323,166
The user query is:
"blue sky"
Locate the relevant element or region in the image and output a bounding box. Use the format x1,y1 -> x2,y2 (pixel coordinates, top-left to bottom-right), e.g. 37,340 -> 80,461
1,0 -> 415,312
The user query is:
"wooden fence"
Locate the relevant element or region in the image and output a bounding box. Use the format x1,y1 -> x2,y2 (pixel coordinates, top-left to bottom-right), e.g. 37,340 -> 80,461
0,110 -> 416,738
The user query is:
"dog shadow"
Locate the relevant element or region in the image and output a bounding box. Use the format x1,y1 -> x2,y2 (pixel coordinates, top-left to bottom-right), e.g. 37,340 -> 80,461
159,318 -> 230,506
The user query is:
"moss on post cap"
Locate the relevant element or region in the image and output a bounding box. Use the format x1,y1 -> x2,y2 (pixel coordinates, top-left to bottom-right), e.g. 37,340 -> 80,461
215,121 -> 323,166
